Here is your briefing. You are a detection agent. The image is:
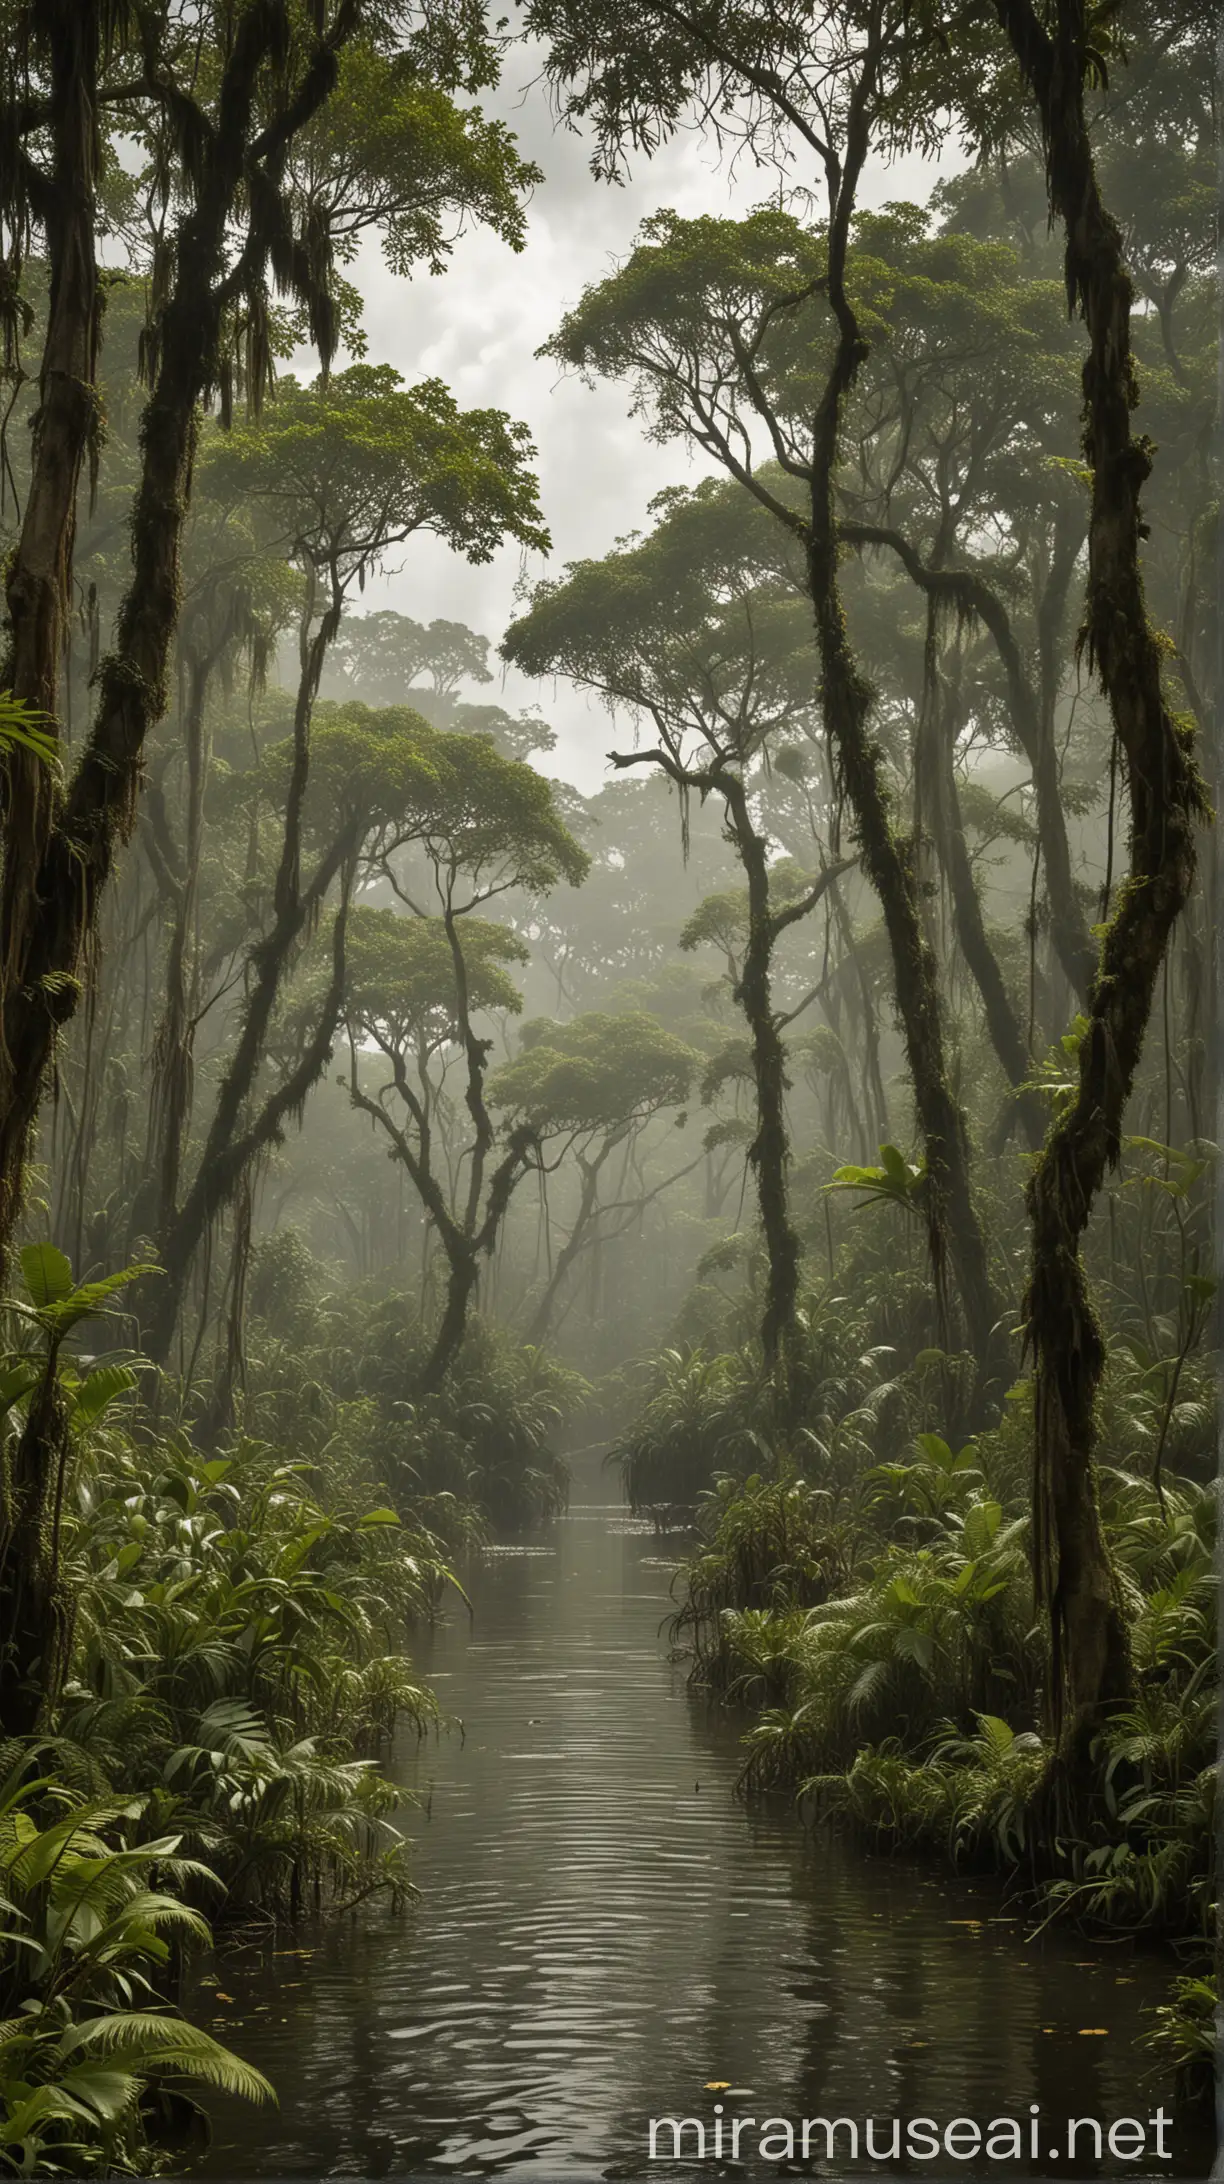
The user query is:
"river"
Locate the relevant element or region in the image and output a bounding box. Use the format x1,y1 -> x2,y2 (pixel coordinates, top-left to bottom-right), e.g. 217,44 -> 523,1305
192,1453 -> 1212,2178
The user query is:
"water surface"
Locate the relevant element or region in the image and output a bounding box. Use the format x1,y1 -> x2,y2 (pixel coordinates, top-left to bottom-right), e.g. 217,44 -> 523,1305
194,1466 -> 1211,2178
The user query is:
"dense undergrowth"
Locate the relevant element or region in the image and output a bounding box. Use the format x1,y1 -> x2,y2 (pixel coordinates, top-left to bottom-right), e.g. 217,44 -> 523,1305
0,1246 -> 574,2173
242,1243 -> 584,1536
0,0 -> 1213,2166
615,1199 -> 1218,2105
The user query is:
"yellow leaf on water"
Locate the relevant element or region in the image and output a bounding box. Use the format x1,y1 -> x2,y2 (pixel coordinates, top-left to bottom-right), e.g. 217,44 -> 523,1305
705,2082 -> 731,2092
1077,2028 -> 1109,2036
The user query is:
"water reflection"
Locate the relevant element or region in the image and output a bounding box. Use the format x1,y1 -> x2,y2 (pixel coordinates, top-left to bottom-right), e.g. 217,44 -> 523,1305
192,1480 -> 1212,2178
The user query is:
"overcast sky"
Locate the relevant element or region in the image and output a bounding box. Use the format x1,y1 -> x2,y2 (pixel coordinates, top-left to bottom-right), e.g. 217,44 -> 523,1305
331,46 -> 960,791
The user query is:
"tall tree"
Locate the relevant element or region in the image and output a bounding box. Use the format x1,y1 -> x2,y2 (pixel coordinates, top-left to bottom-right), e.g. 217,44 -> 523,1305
344,734 -> 589,1387
0,2 -> 111,1027
0,0 -> 359,1284
0,0 -> 540,1276
489,1010 -> 699,1343
505,485 -> 852,1386
136,363 -> 548,1364
982,0 -> 1207,1754
530,201 -> 1009,1393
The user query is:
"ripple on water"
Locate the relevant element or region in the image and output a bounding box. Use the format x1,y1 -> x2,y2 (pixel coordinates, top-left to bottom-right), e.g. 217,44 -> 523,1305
192,1465 -> 1212,2179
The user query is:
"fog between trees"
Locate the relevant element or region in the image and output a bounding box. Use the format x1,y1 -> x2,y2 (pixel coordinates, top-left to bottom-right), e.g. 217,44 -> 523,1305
0,0 -> 1215,2164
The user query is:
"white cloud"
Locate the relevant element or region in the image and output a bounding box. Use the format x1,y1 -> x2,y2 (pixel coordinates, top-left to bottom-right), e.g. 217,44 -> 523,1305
325,49 -> 961,790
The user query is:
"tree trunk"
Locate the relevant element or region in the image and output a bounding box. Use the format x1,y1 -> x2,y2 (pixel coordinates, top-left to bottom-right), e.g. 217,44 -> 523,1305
917,617 -> 1045,1150
0,1359 -> 72,1733
0,0 -> 358,1722
526,1150 -> 605,1344
720,775 -> 801,1380
806,81 -> 1010,1402
828,875 -> 889,1156
200,1176 -> 255,1440
0,1 -> 102,1243
146,650 -> 211,1238
145,844 -> 356,1364
418,1239 -> 481,1393
0,0 -> 345,1278
348,1026 -> 538,1395
996,0 -> 1206,1751
1032,502 -> 1091,1006
144,583 -> 349,1363
843,517 -> 1096,1005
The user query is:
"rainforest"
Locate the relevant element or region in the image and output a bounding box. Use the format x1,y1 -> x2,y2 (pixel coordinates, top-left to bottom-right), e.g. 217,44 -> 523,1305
0,0 -> 1216,2176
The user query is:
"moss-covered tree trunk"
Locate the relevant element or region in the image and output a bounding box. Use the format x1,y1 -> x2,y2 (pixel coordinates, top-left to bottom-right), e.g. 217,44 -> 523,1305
611,749 -> 849,1391
844,516 -> 1096,1010
0,1349 -> 75,1735
144,834 -> 358,1367
720,775 -> 801,1380
914,613 -> 1046,1150
806,73 -> 1009,1403
1032,503 -> 1093,1006
143,593 -> 345,1364
0,4 -> 354,1284
420,1239 -> 482,1394
0,1 -> 102,1250
995,0 -> 1206,1751
145,649 -> 212,1241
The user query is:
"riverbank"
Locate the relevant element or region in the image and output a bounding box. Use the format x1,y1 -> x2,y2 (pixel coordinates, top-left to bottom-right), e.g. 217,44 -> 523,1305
190,1458 -> 1210,2179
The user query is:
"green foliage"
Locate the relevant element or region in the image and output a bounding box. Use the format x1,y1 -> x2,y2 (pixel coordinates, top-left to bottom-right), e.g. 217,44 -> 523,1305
376,1324 -> 586,1530
287,702 -> 444,844
243,1302 -> 584,1535
15,1244 -> 152,1345
679,889 -> 749,963
829,1143 -> 926,1216
329,612 -> 494,703
802,1715 -> 1046,1861
614,1347 -> 761,1519
504,469 -> 812,751
733,1505 -> 1033,1787
1143,1973 -> 1216,2105
539,205 -> 828,446
204,365 -> 549,577
0,1225 -> 467,2166
56,1432 -> 442,1917
677,1471 -> 860,1666
0,695 -> 59,775
347,905 -> 530,1045
403,722 -> 589,894
490,1012 -> 697,1136
0,1779 -> 272,2174
296,42 -> 543,278
661,1350 -> 1215,1956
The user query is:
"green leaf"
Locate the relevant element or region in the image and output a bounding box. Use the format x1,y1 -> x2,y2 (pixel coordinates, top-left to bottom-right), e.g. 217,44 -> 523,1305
71,1363 -> 140,1430
0,1363 -> 40,1413
20,1243 -> 74,1310
914,1432 -> 952,1467
0,693 -> 59,773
